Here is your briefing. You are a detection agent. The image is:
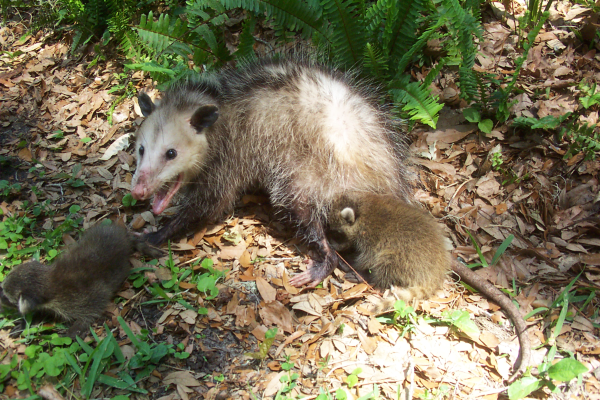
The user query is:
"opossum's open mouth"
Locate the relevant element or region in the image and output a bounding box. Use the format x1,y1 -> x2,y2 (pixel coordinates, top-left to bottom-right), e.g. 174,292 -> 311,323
152,173 -> 184,214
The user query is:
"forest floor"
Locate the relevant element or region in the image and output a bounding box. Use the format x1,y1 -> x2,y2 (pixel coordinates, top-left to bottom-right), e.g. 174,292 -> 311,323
1,1 -> 600,400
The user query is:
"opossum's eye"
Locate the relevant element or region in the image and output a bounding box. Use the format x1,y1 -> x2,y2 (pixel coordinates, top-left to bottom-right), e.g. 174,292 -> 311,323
139,145 -> 145,157
166,149 -> 177,160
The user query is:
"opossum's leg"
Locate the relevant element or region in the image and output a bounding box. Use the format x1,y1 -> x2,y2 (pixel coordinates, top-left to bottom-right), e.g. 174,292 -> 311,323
144,211 -> 201,246
289,218 -> 339,287
133,235 -> 166,258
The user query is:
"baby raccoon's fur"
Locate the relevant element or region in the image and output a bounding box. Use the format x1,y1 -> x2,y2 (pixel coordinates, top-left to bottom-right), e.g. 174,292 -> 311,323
326,193 -> 531,381
0,225 -> 162,338
326,193 -> 448,300
131,58 -> 413,287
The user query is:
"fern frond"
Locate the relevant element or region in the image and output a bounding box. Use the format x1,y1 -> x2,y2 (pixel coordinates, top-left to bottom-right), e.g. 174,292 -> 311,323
459,66 -> 478,102
365,0 -> 425,72
395,19 -> 444,76
321,0 -> 367,67
363,42 -> 389,81
137,12 -> 180,55
390,77 -> 444,128
234,15 -> 256,60
422,59 -> 446,89
560,121 -> 600,160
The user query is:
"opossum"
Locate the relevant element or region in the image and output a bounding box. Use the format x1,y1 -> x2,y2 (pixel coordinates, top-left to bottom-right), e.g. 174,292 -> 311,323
0,224 -> 162,338
131,58 -> 412,287
325,193 -> 531,381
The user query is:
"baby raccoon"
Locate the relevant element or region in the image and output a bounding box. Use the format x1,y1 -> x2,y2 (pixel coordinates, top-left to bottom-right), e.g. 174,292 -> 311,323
326,193 -> 530,381
0,224 -> 162,338
326,193 -> 448,299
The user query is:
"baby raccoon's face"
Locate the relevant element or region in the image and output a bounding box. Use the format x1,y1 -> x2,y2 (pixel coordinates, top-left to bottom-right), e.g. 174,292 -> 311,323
1,261 -> 47,315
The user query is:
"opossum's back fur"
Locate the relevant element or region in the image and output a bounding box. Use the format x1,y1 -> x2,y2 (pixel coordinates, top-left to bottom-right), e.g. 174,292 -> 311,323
153,59 -> 412,224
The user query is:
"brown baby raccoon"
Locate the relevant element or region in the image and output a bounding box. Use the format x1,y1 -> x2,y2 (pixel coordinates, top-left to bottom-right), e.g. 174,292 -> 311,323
0,224 -> 162,338
326,193 -> 449,299
326,193 -> 531,381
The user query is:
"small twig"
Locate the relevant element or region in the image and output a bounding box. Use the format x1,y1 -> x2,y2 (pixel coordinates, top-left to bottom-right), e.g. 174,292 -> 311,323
406,358 -> 415,400
334,251 -> 373,289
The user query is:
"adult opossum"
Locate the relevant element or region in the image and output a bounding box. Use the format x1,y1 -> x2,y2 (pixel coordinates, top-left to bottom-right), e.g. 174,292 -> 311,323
0,224 -> 162,338
131,58 -> 412,287
326,193 -> 531,381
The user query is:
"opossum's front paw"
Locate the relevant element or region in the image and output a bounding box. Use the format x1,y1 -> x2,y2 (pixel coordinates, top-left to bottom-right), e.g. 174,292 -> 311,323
289,259 -> 334,288
143,230 -> 167,246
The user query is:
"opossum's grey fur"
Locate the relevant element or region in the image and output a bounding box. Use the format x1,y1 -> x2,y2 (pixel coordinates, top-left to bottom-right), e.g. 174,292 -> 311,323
0,225 -> 162,338
132,58 -> 413,286
326,192 -> 531,381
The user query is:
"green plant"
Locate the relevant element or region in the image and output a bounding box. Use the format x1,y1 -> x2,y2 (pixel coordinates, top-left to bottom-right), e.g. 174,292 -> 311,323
495,12 -> 549,122
508,282 -> 588,398
558,120 -> 600,160
438,309 -> 480,337
122,193 -> 137,207
0,180 -> 21,198
192,257 -> 226,300
275,352 -> 299,400
523,0 -> 554,30
418,384 -> 451,400
107,75 -> 137,125
0,202 -> 82,275
345,367 -> 362,388
491,152 -> 503,171
467,232 -> 514,269
127,0 -> 483,128
245,327 -> 278,360
463,107 -> 493,134
53,163 -> 86,187
579,80 -> 600,109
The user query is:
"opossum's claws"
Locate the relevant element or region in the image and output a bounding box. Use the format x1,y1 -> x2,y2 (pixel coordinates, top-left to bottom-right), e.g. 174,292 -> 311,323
289,255 -> 337,288
289,270 -> 321,288
143,230 -> 167,246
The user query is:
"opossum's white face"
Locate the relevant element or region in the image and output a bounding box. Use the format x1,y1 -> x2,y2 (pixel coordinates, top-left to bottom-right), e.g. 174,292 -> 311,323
131,93 -> 218,214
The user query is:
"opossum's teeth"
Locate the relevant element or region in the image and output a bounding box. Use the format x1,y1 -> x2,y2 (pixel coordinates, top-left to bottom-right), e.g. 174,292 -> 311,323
152,173 -> 184,214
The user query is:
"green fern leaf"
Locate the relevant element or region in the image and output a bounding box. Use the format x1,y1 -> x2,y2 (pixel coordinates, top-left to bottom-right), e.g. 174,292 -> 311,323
363,42 -> 389,81
321,0 -> 367,67
234,16 -> 257,60
390,78 -> 443,128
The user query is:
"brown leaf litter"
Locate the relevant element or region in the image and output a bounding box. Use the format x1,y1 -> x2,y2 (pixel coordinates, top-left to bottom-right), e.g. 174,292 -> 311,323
1,1 -> 600,398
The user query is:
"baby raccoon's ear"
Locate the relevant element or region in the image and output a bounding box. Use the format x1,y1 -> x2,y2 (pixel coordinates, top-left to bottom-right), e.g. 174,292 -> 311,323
340,207 -> 356,225
18,294 -> 42,314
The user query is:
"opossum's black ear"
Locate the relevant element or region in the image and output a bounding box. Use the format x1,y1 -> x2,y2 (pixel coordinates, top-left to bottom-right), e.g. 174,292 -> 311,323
340,207 -> 356,225
190,105 -> 219,132
138,92 -> 155,117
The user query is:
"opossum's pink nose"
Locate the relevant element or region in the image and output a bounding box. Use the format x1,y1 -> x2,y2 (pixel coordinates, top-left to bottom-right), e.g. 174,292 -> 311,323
131,185 -> 147,200
132,171 -> 152,200
131,174 -> 150,200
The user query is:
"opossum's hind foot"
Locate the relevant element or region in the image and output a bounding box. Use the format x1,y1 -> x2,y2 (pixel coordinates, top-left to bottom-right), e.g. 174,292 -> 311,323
289,252 -> 338,288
